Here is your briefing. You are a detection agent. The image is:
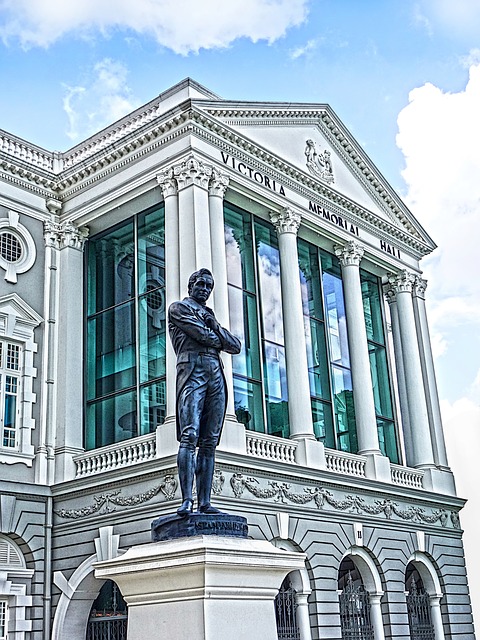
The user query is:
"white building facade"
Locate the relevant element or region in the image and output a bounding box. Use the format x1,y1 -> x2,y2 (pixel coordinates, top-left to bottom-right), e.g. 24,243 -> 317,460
0,78 -> 474,639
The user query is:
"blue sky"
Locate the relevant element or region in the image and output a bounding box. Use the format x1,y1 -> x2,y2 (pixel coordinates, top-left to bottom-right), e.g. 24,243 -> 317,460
1,0 -> 480,619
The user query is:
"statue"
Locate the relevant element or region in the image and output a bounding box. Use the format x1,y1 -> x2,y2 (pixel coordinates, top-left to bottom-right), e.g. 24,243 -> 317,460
168,268 -> 241,517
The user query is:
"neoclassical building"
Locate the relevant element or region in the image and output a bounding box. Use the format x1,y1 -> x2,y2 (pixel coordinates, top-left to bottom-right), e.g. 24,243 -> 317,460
0,78 -> 475,639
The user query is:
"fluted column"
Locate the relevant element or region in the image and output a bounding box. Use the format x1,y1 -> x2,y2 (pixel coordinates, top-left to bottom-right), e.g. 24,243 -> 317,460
412,278 -> 449,469
388,271 -> 435,469
208,169 -> 236,420
334,241 -> 381,456
384,287 -> 413,466
174,154 -> 212,292
157,168 -> 179,422
270,208 -> 315,440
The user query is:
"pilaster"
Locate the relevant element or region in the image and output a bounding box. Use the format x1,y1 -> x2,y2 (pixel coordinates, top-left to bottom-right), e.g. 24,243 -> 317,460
47,220 -> 89,483
157,169 -> 179,427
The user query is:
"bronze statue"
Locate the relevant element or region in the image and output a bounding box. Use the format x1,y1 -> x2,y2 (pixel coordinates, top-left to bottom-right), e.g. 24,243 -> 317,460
168,268 -> 241,517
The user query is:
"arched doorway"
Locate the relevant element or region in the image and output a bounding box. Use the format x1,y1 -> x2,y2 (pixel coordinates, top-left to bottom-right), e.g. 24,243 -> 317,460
86,580 -> 127,640
338,557 -> 374,640
405,564 -> 435,640
275,575 -> 301,640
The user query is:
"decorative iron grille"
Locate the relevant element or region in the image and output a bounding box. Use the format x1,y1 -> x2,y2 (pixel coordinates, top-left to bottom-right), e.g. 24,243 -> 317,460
87,581 -> 128,640
86,615 -> 127,640
339,573 -> 374,640
275,578 -> 301,640
406,578 -> 435,640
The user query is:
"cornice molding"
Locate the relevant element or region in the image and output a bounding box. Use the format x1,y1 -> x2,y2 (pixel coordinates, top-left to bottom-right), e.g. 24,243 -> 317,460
0,103 -> 433,258
202,107 -> 423,238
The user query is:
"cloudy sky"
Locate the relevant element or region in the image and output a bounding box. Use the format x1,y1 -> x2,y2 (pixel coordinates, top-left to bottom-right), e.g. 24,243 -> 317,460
1,0 -> 480,621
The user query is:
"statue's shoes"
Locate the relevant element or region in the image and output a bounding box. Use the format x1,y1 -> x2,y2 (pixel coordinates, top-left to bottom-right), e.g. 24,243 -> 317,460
177,500 -> 194,517
198,503 -> 222,514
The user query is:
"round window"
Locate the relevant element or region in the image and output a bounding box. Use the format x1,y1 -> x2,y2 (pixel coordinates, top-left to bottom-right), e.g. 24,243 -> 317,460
0,232 -> 23,263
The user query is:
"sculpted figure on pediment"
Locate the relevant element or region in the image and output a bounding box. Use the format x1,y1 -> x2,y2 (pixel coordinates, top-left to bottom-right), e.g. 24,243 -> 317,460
305,139 -> 334,184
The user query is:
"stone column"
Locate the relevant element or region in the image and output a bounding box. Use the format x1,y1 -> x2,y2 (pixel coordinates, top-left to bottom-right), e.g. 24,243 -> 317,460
174,154 -> 212,292
295,592 -> 313,640
208,169 -> 246,453
270,209 -> 315,442
384,286 -> 413,466
53,221 -> 89,483
157,169 -> 179,425
334,243 -> 381,456
369,594 -> 386,640
430,596 -> 446,640
270,208 -> 325,468
412,277 -> 449,469
388,271 -> 435,469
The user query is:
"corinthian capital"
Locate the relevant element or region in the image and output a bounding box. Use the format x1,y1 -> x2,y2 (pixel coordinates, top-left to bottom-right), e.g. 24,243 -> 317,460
44,220 -> 89,250
209,168 -> 230,197
334,241 -> 365,267
413,276 -> 428,299
269,208 -> 301,235
44,219 -> 62,249
388,269 -> 416,294
157,167 -> 177,197
174,154 -> 212,190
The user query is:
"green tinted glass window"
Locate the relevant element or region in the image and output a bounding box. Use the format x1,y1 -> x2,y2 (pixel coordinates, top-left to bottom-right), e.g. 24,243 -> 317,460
85,205 -> 165,450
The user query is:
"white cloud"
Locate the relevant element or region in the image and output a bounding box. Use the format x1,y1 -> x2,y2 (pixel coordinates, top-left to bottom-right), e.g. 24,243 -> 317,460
0,0 -> 309,54
289,38 -> 319,60
63,59 -> 140,142
397,63 -> 480,316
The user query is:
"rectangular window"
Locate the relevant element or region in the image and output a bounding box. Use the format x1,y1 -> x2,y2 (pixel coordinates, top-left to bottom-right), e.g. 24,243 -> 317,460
85,204 -> 166,450
361,269 -> 399,463
0,600 -> 7,640
0,340 -> 21,450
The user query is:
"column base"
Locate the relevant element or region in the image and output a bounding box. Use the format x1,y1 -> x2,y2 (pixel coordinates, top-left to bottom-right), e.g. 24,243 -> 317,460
94,536 -> 306,640
421,467 -> 457,495
294,437 -> 326,470
364,453 -> 391,483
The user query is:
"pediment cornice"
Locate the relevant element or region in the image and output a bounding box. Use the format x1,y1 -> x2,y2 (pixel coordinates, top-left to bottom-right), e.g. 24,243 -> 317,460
0,98 -> 434,256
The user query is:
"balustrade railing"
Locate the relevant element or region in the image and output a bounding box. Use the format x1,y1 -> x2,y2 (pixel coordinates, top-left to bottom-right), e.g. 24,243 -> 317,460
74,434 -> 156,477
325,449 -> 367,477
74,430 -> 425,490
246,431 -> 297,464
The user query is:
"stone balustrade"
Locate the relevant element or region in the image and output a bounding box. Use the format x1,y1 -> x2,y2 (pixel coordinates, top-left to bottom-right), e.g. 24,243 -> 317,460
73,431 -> 426,491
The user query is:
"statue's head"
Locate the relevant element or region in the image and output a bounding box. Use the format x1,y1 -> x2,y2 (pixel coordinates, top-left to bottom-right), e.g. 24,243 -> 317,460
188,268 -> 214,304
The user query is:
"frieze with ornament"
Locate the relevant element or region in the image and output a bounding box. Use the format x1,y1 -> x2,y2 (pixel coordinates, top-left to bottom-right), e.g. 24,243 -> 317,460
228,473 -> 460,529
54,474 -> 177,519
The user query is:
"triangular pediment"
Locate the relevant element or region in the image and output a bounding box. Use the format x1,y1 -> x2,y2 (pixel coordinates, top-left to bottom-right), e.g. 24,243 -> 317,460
0,293 -> 43,328
194,100 -> 435,251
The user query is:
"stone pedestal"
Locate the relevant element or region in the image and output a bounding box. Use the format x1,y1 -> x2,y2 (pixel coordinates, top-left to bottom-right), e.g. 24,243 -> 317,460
94,536 -> 306,640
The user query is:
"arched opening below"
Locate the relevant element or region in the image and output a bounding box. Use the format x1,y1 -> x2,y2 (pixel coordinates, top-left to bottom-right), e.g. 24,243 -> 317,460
405,564 -> 435,640
86,580 -> 127,640
275,575 -> 301,640
338,557 -> 374,640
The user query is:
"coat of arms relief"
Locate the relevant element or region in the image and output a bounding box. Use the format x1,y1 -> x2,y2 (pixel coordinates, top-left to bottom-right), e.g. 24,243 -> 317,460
305,139 -> 334,184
